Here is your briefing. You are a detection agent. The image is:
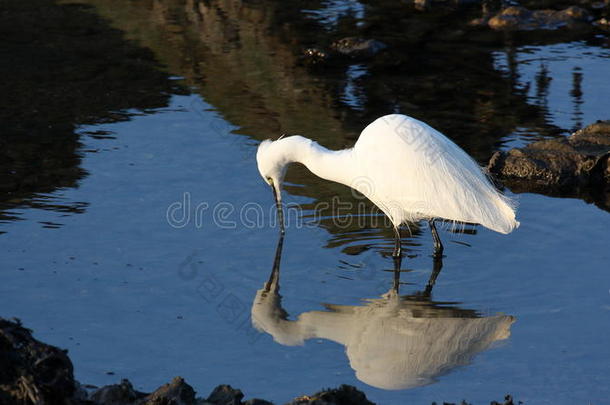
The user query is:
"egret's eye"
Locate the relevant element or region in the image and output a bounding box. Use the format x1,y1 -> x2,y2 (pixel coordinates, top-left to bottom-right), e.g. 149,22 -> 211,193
266,177 -> 273,185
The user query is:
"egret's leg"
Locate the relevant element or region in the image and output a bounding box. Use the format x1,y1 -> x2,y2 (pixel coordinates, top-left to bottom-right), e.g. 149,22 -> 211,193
423,254 -> 443,297
428,220 -> 444,256
392,227 -> 402,258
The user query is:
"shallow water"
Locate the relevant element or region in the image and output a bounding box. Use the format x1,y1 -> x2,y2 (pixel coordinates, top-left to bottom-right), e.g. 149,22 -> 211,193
2,1 -> 610,404
494,40 -> 610,148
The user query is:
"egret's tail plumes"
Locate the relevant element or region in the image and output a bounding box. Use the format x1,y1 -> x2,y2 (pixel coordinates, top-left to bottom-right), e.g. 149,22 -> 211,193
430,135 -> 519,234
432,135 -> 519,234
479,180 -> 520,234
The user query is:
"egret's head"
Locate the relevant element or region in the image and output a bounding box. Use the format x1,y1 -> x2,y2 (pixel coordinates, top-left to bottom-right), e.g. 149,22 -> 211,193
256,139 -> 287,191
257,137 -> 295,235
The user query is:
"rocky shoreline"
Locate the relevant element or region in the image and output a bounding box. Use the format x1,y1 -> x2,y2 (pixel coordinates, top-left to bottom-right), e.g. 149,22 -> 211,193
1,318 -> 518,405
488,120 -> 610,211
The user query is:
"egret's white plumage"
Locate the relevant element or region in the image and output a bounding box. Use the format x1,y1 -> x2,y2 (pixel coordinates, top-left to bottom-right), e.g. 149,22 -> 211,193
256,114 -> 519,248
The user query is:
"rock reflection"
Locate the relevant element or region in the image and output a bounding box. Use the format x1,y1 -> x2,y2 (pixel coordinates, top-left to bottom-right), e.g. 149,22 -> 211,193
252,236 -> 515,390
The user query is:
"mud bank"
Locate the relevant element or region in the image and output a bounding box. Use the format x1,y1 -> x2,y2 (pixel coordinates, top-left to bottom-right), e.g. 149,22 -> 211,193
1,318 -> 518,405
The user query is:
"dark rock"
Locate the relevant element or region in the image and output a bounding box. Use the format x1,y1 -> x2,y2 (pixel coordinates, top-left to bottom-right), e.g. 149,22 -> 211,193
488,5 -> 592,30
302,37 -> 387,66
244,399 -> 274,405
0,317 -> 78,405
207,385 -> 244,405
90,379 -> 146,405
330,38 -> 387,59
488,121 -> 610,208
73,381 -> 92,402
286,385 -> 374,405
139,376 -> 196,405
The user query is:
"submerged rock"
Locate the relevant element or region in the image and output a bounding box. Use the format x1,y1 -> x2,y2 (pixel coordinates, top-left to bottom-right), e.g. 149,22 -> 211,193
302,38 -> 387,66
488,121 -> 610,208
330,38 -> 388,59
488,5 -> 592,30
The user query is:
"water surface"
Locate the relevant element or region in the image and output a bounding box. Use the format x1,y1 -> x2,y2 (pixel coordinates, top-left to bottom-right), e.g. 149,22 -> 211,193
2,1 -> 610,404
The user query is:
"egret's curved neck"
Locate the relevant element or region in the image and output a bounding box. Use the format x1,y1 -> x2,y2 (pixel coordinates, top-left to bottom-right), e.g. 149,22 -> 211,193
274,136 -> 356,187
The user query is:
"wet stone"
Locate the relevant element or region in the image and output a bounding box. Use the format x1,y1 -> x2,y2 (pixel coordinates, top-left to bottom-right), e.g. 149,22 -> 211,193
488,5 -> 592,30
330,38 -> 388,59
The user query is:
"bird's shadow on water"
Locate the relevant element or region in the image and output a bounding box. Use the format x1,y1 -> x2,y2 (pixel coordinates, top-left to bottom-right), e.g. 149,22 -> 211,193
251,234 -> 515,390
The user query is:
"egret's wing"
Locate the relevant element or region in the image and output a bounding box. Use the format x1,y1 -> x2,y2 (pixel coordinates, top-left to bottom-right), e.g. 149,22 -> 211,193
354,115 -> 518,233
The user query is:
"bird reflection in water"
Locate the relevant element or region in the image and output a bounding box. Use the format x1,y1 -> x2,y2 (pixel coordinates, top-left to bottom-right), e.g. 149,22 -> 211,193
251,235 -> 515,390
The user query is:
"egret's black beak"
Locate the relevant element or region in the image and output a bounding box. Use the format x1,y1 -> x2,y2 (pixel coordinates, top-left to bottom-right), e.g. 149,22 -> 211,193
270,181 -> 285,235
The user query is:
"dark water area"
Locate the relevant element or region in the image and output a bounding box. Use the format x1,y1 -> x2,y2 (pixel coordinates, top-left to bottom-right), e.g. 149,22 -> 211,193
1,1 -> 610,404
0,0 -> 187,228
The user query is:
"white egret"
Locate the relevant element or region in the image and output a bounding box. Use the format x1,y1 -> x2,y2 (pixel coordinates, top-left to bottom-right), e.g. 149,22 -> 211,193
256,114 -> 519,256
